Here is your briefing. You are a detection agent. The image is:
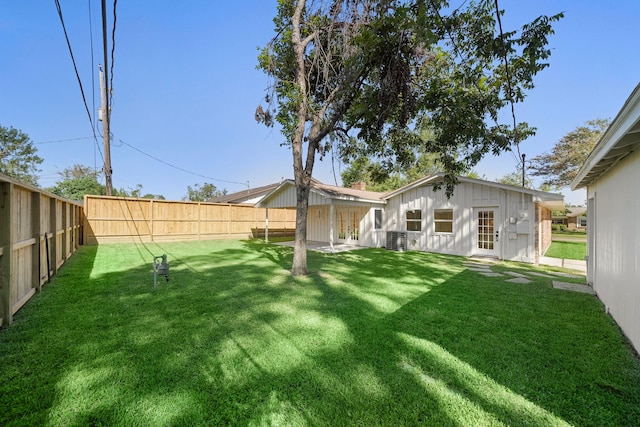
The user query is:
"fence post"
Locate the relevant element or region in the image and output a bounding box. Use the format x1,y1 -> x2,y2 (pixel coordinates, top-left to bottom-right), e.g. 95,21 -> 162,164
150,199 -> 154,242
49,198 -> 58,276
61,201 -> 68,261
31,192 -> 42,291
0,182 -> 14,326
197,202 -> 201,241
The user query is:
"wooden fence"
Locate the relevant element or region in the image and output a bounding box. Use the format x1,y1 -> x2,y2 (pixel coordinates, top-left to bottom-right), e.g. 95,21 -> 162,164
83,195 -> 296,244
0,174 -> 83,327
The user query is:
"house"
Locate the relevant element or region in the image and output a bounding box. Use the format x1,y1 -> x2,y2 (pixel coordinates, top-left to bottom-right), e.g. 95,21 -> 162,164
257,174 -> 563,263
571,82 -> 640,353
552,206 -> 587,230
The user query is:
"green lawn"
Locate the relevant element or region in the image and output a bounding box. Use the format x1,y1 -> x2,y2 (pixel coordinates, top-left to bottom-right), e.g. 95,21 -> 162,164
552,230 -> 587,237
1,240 -> 639,426
545,241 -> 588,260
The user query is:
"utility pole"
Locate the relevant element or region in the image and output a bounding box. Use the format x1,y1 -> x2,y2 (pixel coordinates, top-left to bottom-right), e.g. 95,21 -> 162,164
100,0 -> 113,195
521,153 -> 526,188
99,65 -> 113,196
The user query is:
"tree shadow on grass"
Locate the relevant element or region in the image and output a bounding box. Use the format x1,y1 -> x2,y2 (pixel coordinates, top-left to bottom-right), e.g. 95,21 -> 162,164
0,240 -> 639,426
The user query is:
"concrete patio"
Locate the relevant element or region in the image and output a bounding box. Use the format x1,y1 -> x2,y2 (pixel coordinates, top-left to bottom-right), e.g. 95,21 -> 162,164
273,240 -> 368,254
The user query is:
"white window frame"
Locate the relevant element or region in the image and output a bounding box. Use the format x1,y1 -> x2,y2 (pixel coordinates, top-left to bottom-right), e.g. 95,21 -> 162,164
434,209 -> 453,233
406,209 -> 422,232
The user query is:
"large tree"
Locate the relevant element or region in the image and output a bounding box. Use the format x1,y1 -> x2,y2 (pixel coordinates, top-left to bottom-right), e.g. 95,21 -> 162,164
48,164 -> 105,200
0,124 -> 43,186
530,118 -> 609,188
183,182 -> 226,202
341,149 -> 442,192
497,170 -> 533,188
256,0 -> 562,275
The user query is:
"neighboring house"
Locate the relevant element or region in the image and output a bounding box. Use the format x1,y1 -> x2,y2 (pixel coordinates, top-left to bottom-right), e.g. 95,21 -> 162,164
208,183 -> 280,205
552,206 -> 587,230
257,174 -> 563,263
571,82 -> 640,353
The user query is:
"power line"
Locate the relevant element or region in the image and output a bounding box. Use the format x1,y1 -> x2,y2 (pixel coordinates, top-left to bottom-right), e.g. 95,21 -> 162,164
109,0 -> 117,110
88,0 -> 103,172
53,0 -> 97,141
117,138 -> 249,187
35,136 -> 95,145
494,0 -> 525,172
427,0 -> 522,169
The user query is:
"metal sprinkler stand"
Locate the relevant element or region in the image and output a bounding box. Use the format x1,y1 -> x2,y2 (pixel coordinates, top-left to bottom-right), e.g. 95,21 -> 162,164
153,254 -> 169,289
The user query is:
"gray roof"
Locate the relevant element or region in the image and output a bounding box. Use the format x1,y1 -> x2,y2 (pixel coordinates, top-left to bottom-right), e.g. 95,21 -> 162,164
258,174 -> 564,210
208,183 -> 280,204
384,173 -> 564,210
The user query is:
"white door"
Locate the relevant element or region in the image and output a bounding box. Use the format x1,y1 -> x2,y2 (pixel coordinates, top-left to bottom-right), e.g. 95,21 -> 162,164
475,208 -> 500,257
336,209 -> 360,243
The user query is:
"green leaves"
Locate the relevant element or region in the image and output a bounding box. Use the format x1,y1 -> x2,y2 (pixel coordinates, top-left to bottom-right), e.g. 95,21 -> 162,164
256,0 -> 563,273
530,118 -> 610,188
0,124 -> 43,186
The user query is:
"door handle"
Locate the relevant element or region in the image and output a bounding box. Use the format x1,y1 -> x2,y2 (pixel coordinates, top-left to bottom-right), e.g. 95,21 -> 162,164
495,230 -> 499,242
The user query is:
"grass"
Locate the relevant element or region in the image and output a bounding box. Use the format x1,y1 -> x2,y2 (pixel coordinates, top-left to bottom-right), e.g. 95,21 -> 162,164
1,240 -> 639,426
552,230 -> 587,237
545,241 -> 588,260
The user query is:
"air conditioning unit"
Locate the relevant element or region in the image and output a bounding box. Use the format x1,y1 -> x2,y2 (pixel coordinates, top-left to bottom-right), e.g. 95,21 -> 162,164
386,231 -> 406,251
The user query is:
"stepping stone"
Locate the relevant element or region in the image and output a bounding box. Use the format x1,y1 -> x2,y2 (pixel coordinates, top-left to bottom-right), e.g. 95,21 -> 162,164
552,281 -> 595,295
467,267 -> 492,272
528,272 -> 556,278
506,277 -> 532,284
478,272 -> 503,277
505,271 -> 528,278
552,272 -> 585,279
463,262 -> 492,268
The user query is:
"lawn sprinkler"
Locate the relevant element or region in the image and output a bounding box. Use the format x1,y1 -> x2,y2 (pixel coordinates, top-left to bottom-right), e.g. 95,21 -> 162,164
153,254 -> 169,289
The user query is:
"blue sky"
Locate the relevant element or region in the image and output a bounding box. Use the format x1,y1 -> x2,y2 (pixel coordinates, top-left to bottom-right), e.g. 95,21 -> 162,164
1,1 -> 638,204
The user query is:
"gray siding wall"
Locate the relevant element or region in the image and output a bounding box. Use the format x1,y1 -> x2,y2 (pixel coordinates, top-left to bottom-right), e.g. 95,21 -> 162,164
587,148 -> 640,352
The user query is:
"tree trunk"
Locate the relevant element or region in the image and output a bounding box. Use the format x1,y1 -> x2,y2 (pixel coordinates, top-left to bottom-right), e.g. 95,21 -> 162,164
291,179 -> 310,275
290,0 -> 313,276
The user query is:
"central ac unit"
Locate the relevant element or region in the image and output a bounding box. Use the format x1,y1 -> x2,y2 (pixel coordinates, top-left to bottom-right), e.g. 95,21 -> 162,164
386,231 -> 407,251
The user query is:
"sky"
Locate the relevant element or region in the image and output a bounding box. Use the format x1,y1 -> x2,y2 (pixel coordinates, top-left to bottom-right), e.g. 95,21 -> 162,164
1,1 -> 638,205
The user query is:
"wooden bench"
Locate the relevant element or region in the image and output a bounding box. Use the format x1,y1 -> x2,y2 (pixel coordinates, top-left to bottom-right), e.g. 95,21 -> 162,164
251,228 -> 295,238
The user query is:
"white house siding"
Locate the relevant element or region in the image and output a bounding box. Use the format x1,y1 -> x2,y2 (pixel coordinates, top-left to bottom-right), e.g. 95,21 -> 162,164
500,194 -> 538,263
264,186 -> 297,208
385,182 -> 538,261
307,205 -> 329,242
586,148 -> 640,352
307,203 -> 377,247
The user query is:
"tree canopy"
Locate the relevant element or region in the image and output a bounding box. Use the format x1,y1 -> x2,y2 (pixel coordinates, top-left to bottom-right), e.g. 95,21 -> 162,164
257,0 -> 562,275
48,164 -> 105,201
48,165 -> 163,201
183,182 -> 226,202
530,118 -> 609,188
497,170 -> 533,188
0,124 -> 43,186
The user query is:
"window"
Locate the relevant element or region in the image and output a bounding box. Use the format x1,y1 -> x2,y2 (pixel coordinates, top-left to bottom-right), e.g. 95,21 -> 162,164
374,209 -> 382,230
578,217 -> 587,227
434,209 -> 453,233
406,209 -> 422,231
